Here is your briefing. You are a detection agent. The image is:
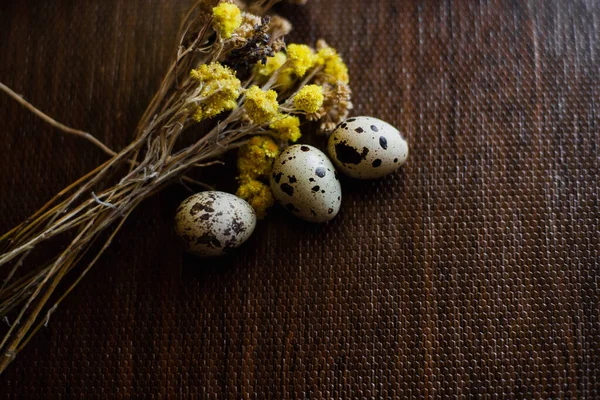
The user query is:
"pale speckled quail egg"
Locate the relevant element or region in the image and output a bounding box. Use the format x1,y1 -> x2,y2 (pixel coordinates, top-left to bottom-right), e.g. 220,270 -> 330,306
175,191 -> 256,257
327,116 -> 409,179
270,144 -> 342,223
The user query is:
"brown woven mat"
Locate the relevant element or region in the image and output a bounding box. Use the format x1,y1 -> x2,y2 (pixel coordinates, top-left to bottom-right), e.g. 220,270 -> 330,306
1,0 -> 599,397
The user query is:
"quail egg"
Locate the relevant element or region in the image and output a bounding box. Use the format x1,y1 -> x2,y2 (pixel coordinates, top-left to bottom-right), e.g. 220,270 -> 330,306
328,116 -> 408,179
175,191 -> 256,257
270,144 -> 342,223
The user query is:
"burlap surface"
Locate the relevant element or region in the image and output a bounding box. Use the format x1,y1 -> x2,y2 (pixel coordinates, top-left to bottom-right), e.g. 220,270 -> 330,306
0,0 -> 599,398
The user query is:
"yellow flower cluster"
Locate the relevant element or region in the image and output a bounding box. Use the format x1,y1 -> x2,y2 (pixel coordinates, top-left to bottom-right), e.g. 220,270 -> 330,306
293,84 -> 324,114
252,43 -> 348,95
287,44 -> 316,78
236,136 -> 280,218
316,46 -> 350,83
255,52 -> 287,79
237,136 -> 280,180
270,114 -> 301,142
212,2 -> 242,39
244,86 -> 279,125
190,62 -> 241,122
251,42 -> 349,95
236,179 -> 275,219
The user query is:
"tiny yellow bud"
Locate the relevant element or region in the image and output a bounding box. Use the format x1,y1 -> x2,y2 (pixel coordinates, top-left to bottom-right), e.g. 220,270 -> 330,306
189,62 -> 241,122
316,46 -> 350,83
212,3 -> 242,39
237,136 -> 280,179
236,179 -> 275,219
287,44 -> 316,77
275,69 -> 296,91
255,52 -> 287,78
270,114 -> 302,142
293,85 -> 324,114
244,86 -> 279,125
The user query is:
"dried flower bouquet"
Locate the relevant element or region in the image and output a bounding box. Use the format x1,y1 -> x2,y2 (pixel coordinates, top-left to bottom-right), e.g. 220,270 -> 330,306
0,0 -> 351,372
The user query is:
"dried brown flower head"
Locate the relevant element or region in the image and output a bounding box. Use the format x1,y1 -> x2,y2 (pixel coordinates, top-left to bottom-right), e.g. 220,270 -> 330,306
315,82 -> 353,134
224,17 -> 274,73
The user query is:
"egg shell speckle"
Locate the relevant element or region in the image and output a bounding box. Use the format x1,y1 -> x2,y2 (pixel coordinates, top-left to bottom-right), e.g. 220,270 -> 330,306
327,116 -> 409,179
175,191 -> 256,257
270,144 -> 342,223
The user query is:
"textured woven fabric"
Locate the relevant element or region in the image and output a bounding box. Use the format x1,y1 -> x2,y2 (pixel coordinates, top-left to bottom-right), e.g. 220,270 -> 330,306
1,0 -> 599,397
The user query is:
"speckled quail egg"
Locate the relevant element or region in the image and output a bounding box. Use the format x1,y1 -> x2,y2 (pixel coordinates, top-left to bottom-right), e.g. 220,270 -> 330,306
270,144 -> 342,223
175,191 -> 256,257
327,116 -> 409,179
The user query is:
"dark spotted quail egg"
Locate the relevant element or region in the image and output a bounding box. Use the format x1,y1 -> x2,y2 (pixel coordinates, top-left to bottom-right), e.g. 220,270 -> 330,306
175,191 -> 256,257
327,116 -> 409,179
270,144 -> 342,223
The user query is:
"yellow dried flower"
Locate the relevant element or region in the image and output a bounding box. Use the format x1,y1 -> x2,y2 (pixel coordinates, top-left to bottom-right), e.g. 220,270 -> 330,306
293,84 -> 324,114
236,179 -> 275,219
255,52 -> 287,78
316,46 -> 349,84
275,69 -> 296,91
190,62 -> 238,85
287,44 -> 316,77
190,62 -> 241,122
253,51 -> 294,91
270,113 -> 301,142
243,86 -> 279,125
192,98 -> 238,122
237,135 -> 280,179
212,2 -> 242,39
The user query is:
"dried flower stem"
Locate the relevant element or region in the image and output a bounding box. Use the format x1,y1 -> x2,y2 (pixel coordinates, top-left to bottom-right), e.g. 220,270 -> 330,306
0,83 -> 117,158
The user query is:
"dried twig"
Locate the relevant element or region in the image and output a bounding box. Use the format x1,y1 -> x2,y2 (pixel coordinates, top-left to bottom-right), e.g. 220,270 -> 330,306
0,83 -> 117,157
